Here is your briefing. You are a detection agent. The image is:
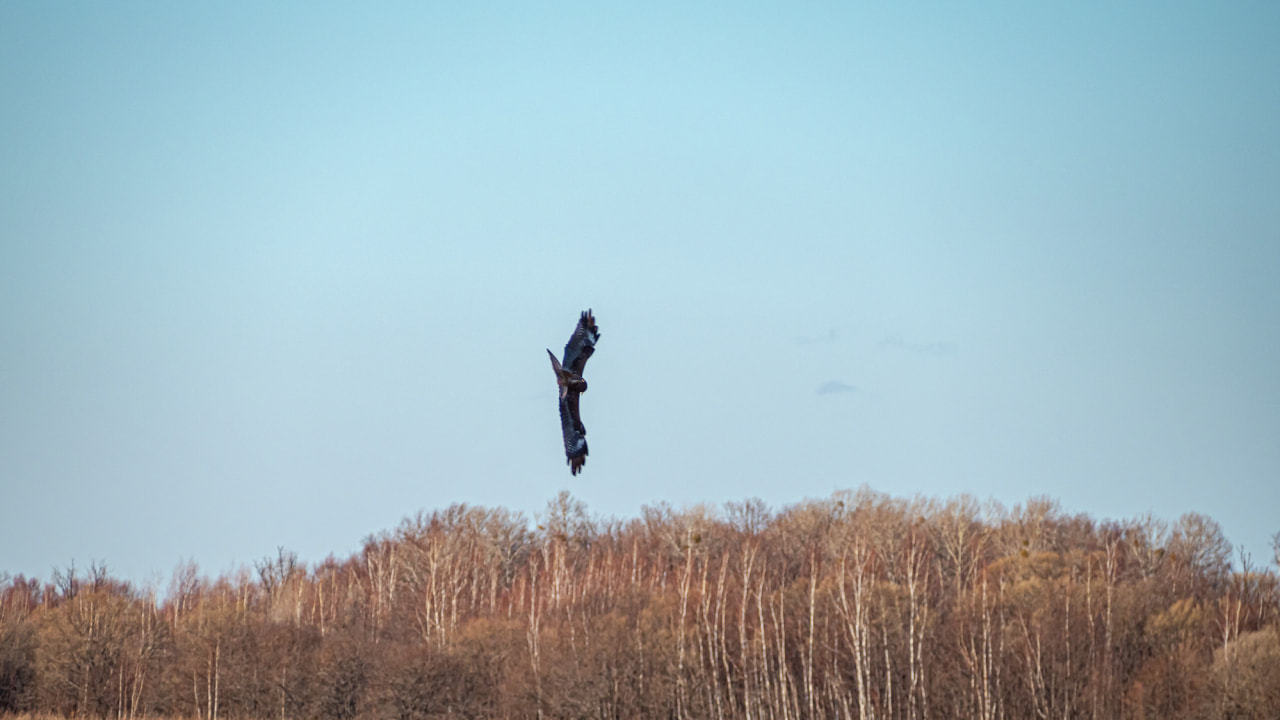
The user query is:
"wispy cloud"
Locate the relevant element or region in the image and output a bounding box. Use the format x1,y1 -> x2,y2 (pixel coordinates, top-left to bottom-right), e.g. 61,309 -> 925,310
816,379 -> 859,396
795,328 -> 838,346
878,334 -> 957,357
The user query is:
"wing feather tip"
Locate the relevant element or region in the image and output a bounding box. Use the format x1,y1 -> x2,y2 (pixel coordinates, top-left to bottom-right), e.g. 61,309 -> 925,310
566,437 -> 588,475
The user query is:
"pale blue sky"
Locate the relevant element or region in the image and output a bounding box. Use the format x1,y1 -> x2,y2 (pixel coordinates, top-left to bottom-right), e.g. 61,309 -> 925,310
2,2 -> 1277,586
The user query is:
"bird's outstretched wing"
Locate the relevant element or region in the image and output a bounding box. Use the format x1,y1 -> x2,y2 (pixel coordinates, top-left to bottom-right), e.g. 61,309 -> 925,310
559,392 -> 588,475
561,309 -> 600,375
551,309 -> 599,475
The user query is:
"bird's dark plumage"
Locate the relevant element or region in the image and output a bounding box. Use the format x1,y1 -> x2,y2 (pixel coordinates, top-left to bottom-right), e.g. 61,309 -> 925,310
548,310 -> 599,475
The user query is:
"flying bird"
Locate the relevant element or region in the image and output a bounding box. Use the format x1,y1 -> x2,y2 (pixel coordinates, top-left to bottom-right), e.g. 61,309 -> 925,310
548,309 -> 599,475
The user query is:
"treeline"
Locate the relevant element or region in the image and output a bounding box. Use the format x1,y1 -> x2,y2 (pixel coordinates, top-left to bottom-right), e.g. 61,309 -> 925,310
2,488 -> 1279,720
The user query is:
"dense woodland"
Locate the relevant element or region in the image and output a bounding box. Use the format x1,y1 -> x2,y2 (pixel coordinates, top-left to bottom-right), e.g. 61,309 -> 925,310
2,488 -> 1278,720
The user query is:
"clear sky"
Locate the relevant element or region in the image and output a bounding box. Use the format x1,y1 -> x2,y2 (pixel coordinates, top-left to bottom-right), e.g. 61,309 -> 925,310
2,2 -> 1277,588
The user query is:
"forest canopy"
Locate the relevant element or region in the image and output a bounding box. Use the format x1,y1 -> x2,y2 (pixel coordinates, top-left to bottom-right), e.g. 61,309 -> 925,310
2,487 -> 1278,719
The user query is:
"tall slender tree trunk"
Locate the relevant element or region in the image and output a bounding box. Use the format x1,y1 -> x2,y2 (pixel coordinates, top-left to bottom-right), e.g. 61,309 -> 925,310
806,552 -> 818,720
676,541 -> 694,720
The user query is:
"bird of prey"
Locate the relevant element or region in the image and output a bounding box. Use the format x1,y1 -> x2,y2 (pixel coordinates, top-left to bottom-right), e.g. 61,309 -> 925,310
548,309 -> 599,475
